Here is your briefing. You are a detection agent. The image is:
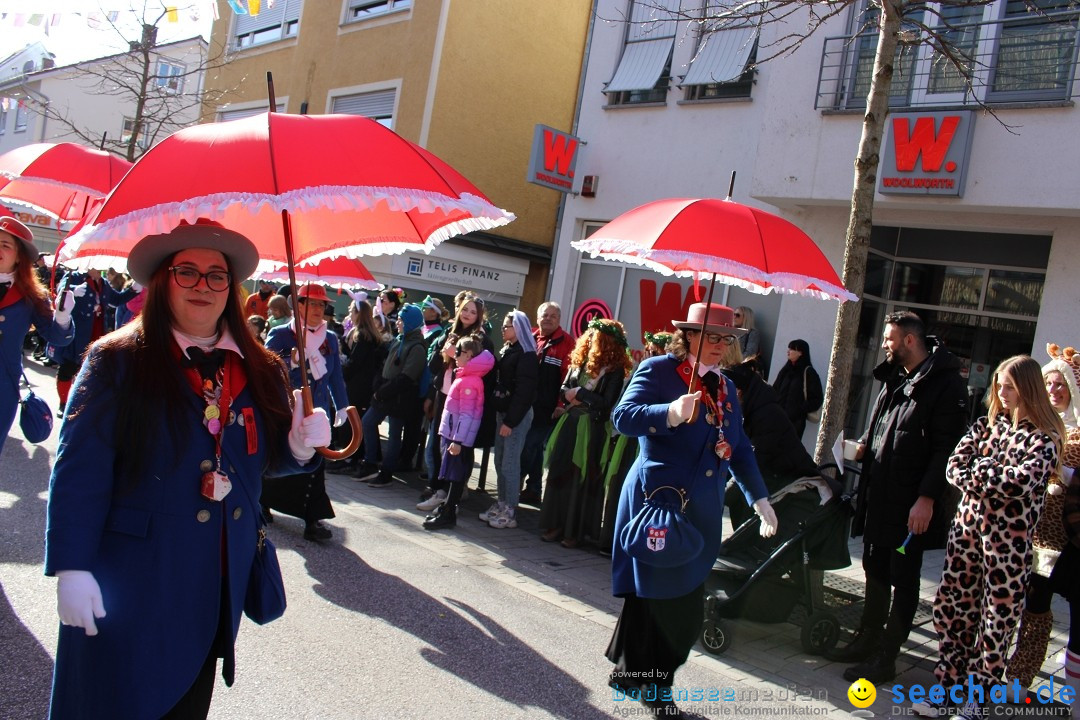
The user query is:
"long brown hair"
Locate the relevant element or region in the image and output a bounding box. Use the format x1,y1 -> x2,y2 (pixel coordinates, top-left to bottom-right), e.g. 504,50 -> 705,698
10,242 -> 50,315
73,252 -> 293,484
451,296 -> 487,337
987,355 -> 1065,459
568,320 -> 633,379
347,299 -> 380,344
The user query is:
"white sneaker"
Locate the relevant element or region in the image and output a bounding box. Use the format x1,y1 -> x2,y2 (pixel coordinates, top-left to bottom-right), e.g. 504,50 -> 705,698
479,502 -> 503,523
956,701 -> 985,720
489,507 -> 517,529
416,490 -> 446,512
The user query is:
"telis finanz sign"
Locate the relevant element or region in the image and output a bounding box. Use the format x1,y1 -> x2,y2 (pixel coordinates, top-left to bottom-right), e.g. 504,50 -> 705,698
527,124 -> 582,193
878,111 -> 975,197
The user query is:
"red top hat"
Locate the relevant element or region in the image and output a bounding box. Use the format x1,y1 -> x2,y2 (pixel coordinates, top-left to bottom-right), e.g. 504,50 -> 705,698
297,284 -> 330,303
672,303 -> 747,336
0,207 -> 37,256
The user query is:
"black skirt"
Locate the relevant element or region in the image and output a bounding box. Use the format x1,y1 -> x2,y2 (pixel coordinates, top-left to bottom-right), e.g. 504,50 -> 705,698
261,465 -> 335,523
605,584 -> 705,688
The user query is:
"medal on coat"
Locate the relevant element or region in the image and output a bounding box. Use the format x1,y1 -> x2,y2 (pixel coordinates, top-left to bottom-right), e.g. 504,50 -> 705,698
715,430 -> 732,461
198,361 -> 233,502
201,469 -> 233,501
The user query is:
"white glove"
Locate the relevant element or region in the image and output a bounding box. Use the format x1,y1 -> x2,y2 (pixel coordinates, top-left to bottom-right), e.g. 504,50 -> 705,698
666,392 -> 700,427
287,389 -> 331,462
753,498 -> 779,538
54,290 -> 75,328
71,283 -> 87,298
56,570 -> 106,636
130,281 -> 143,293
334,408 -> 349,427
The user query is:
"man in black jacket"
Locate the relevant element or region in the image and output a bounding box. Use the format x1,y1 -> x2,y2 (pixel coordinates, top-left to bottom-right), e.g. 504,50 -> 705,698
518,301 -> 572,506
829,311 -> 968,684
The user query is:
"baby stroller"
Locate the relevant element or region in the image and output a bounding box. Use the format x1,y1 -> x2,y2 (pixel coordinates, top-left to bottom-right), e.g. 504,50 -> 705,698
700,466 -> 853,656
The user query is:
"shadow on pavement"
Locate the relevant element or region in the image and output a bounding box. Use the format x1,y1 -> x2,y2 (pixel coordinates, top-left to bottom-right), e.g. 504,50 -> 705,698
0,582 -> 53,719
0,439 -> 52,566
291,538 -> 611,720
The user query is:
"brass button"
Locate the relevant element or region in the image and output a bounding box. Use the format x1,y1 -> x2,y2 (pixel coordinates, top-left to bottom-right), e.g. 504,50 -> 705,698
229,466 -> 236,474
648,426 -> 657,434
232,507 -> 242,520
0,314 -> 5,322
705,470 -> 714,477
199,460 -> 214,472
196,510 -> 211,523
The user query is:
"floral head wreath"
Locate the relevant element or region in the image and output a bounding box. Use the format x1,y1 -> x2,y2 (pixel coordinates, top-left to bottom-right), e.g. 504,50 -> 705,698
643,331 -> 672,348
587,317 -> 629,349
383,287 -> 405,301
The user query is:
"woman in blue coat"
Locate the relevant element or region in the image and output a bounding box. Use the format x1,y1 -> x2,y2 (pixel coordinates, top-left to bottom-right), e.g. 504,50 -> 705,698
605,303 -> 778,718
264,283 -> 349,541
0,209 -> 73,453
45,220 -> 331,719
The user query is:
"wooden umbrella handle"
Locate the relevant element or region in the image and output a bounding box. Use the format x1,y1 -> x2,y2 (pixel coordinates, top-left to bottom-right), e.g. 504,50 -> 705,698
316,405 -> 363,460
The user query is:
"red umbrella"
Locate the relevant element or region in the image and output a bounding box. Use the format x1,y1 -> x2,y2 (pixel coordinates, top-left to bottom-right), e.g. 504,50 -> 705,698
254,256 -> 381,291
571,197 -> 856,303
572,190 -> 854,418
0,142 -> 132,222
59,110 -> 515,459
59,112 -> 514,270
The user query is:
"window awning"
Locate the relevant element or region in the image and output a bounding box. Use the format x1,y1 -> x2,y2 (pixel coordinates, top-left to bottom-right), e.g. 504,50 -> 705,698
332,89 -> 396,118
682,26 -> 758,86
606,37 -> 675,92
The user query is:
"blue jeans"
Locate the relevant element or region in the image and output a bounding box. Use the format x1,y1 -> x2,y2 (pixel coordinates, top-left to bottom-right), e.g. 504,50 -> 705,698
520,419 -> 554,496
362,405 -> 405,473
493,409 -> 532,508
424,418 -> 441,480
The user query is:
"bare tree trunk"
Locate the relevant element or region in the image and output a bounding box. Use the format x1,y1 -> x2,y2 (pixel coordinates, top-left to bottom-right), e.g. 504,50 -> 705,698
813,0 -> 904,465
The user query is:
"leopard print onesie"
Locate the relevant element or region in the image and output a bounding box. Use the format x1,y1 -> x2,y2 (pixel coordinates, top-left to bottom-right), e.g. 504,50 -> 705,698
933,414 -> 1059,688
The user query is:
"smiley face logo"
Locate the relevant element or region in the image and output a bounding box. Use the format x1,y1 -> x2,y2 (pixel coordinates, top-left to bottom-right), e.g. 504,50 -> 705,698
847,678 -> 876,708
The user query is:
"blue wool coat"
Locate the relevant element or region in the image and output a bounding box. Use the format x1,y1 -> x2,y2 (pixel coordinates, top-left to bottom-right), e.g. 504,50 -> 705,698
610,354 -> 767,599
45,344 -> 314,720
0,287 -> 73,452
265,324 -> 348,418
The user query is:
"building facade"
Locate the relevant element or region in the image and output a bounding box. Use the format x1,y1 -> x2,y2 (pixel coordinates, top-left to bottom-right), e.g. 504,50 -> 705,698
203,0 -> 593,317
549,0 -> 1080,443
0,36 -> 208,251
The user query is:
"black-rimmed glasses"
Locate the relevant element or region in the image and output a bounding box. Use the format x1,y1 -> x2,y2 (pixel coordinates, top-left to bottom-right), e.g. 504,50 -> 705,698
169,266 -> 231,292
690,330 -> 737,346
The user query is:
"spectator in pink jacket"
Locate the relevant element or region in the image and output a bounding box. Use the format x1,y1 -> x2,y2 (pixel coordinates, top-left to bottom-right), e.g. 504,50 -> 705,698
423,335 -> 495,530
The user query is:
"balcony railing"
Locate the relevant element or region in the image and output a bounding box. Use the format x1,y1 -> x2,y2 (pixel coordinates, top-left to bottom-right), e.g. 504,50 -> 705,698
815,9 -> 1080,111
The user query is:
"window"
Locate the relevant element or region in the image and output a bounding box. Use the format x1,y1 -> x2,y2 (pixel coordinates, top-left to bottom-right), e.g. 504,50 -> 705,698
682,21 -> 758,100
218,103 -> 285,122
820,0 -> 1080,109
121,117 -> 150,149
234,0 -> 302,49
345,0 -> 411,22
0,99 -> 8,135
604,0 -> 680,105
331,89 -> 395,127
14,100 -> 27,132
155,61 -> 184,93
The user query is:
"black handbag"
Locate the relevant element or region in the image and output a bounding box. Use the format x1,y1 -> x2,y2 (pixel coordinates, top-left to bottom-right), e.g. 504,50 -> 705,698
244,522 -> 287,625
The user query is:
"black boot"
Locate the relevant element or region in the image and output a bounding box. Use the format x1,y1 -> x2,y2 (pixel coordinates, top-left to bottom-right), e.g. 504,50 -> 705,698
423,481 -> 462,530
826,626 -> 882,663
843,647 -> 897,684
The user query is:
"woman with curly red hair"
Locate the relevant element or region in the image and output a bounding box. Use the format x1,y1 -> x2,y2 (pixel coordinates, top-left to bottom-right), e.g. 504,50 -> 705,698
539,318 -> 633,548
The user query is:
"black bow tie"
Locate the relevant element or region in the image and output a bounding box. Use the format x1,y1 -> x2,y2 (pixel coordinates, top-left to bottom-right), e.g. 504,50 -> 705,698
182,346 -> 225,380
700,371 -> 721,399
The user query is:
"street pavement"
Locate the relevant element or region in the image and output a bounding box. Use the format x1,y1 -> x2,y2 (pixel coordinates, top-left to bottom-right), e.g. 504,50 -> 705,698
2,354 -> 1074,719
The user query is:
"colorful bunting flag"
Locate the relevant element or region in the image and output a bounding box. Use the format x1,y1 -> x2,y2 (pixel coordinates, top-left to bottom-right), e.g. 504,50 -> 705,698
227,0 -> 247,15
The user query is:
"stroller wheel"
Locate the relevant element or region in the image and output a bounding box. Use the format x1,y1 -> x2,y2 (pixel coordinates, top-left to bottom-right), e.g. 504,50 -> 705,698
700,618 -> 732,655
800,611 -> 841,655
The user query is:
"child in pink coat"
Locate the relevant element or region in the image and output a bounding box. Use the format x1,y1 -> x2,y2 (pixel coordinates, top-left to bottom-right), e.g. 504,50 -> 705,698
423,335 -> 495,530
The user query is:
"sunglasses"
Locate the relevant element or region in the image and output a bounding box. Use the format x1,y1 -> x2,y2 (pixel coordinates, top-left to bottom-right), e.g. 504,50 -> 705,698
733,313 -> 743,318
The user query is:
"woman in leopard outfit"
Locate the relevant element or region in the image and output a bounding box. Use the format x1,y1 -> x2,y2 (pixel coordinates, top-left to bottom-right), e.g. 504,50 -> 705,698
1004,344 -> 1080,698
932,355 -> 1064,702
